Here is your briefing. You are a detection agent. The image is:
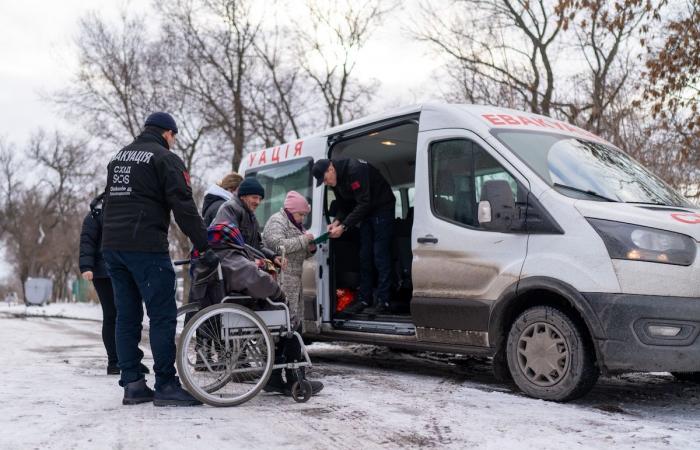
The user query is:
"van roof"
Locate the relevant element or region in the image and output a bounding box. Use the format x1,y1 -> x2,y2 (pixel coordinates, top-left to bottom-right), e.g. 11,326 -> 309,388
321,102 -> 609,144
241,102 -> 611,172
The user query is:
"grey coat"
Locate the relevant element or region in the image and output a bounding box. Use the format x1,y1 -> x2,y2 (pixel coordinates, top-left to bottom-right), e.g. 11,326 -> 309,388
214,195 -> 276,259
262,209 -> 315,326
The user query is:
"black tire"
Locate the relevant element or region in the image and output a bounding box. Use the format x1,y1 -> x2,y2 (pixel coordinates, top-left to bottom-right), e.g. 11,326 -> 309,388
506,306 -> 598,402
177,302 -> 200,319
177,303 -> 275,407
672,372 -> 700,383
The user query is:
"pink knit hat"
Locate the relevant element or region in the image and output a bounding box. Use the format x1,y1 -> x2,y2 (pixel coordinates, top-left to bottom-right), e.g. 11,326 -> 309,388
283,191 -> 311,214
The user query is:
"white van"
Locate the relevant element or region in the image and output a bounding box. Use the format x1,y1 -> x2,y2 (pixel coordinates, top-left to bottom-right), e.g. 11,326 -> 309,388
239,103 -> 700,401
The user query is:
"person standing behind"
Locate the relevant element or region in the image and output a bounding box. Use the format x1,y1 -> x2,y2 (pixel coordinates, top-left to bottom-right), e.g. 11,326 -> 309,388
201,172 -> 243,226
79,192 -> 149,375
312,158 -> 396,314
102,112 -> 218,407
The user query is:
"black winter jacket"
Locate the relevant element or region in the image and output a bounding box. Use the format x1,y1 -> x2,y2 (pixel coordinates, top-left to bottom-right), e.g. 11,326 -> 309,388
201,185 -> 232,226
212,195 -> 276,260
331,158 -> 395,228
79,193 -> 109,278
102,130 -> 209,253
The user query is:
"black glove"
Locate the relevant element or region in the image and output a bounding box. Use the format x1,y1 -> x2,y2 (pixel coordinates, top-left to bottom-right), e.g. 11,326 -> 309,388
200,248 -> 220,268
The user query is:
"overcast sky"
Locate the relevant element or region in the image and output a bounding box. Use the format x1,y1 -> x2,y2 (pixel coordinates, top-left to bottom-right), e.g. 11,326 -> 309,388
0,0 -> 442,148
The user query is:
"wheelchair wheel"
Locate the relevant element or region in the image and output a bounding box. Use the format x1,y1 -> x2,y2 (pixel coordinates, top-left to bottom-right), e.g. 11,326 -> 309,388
177,303 -> 275,407
176,303 -> 200,339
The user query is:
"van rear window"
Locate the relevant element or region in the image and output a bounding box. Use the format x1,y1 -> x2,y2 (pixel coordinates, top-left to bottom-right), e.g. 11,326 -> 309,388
246,158 -> 313,228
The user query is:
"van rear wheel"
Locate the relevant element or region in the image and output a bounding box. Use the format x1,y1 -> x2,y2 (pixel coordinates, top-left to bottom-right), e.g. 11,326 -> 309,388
506,306 -> 598,401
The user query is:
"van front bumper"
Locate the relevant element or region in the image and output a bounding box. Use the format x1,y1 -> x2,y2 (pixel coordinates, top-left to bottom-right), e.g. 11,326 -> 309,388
583,293 -> 700,374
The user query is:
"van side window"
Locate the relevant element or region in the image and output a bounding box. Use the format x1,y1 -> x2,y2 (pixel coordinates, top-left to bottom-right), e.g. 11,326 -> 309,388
247,158 -> 313,228
430,139 -> 520,229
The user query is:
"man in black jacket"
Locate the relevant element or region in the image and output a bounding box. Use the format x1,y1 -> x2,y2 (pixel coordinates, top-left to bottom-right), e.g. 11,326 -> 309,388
213,177 -> 281,264
312,158 -> 396,314
102,112 -> 218,407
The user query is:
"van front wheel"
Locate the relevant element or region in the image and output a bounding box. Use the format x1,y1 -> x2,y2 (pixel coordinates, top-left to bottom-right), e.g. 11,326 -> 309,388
506,306 -> 598,401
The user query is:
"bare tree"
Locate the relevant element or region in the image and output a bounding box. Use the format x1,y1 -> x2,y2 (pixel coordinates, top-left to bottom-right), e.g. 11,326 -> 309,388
248,21 -> 310,146
54,11 -> 155,143
294,0 -> 392,127
556,0 -> 653,136
0,132 -> 95,301
415,0 -> 573,116
160,0 -> 262,171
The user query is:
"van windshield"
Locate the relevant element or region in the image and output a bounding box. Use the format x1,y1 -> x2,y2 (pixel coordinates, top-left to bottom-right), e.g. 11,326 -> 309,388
246,158 -> 313,228
493,131 -> 691,207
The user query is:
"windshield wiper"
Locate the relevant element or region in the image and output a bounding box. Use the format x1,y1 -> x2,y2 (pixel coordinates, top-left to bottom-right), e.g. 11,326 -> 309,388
553,183 -> 617,202
625,201 -> 668,206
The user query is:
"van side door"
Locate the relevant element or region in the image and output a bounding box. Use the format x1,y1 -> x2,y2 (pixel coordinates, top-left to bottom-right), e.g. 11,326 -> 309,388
411,129 -> 530,347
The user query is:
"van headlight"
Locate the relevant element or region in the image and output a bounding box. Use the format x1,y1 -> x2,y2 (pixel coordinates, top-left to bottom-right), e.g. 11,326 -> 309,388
587,218 -> 697,266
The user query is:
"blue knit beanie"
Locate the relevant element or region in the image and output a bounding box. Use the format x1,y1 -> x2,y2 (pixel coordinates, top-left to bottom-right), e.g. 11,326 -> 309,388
238,177 -> 265,198
144,112 -> 178,134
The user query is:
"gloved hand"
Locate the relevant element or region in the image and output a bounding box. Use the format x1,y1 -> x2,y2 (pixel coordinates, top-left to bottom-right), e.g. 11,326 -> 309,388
200,248 -> 220,268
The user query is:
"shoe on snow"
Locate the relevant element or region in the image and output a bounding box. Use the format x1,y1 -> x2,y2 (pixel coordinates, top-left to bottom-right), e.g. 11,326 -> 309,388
153,378 -> 202,407
287,379 -> 324,396
122,378 -> 154,405
263,369 -> 287,394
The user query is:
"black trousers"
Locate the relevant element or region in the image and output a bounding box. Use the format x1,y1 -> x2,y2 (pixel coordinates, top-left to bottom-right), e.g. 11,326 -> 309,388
92,277 -> 118,364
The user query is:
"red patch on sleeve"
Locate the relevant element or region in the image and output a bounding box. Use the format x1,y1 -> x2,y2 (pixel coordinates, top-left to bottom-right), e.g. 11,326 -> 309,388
351,181 -> 361,190
183,171 -> 191,187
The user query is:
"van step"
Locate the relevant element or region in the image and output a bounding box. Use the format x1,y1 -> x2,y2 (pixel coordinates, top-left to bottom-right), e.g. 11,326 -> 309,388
333,319 -> 415,336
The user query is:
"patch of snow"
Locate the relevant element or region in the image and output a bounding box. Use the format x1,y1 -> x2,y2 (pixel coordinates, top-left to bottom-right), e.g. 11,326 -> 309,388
1,315 -> 699,449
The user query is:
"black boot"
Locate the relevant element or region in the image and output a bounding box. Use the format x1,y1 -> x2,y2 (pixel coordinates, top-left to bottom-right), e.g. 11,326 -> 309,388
107,362 -> 120,375
122,378 -> 155,405
153,377 -> 202,407
365,301 -> 390,315
286,368 -> 324,396
343,300 -> 369,314
108,362 -> 150,375
263,369 -> 287,394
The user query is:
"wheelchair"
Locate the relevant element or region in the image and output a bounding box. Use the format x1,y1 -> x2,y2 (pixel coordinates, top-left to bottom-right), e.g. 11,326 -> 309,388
174,259 -> 313,407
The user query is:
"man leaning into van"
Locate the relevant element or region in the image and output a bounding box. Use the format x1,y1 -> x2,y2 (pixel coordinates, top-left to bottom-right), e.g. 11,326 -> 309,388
312,158 -> 396,314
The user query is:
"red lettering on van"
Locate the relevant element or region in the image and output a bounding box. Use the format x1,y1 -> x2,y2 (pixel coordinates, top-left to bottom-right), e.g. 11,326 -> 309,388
498,114 -> 521,125
271,146 -> 280,163
284,144 -> 290,159
248,153 -> 256,167
258,150 -> 267,164
671,212 -> 700,224
482,114 -> 506,125
517,116 -> 538,126
294,141 -> 303,156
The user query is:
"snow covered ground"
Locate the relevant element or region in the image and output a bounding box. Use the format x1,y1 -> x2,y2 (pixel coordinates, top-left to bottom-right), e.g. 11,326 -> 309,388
1,303 -> 699,449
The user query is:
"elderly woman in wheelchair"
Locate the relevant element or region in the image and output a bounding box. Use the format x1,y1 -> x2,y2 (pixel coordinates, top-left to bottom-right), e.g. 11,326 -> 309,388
177,220 -> 323,407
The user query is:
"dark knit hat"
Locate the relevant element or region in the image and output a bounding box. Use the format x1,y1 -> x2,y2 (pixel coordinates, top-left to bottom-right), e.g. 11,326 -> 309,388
312,159 -> 332,187
144,112 -> 178,134
238,177 -> 265,198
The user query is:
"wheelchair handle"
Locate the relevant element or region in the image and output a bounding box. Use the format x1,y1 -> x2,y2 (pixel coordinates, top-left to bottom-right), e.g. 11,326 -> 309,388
173,259 -> 191,266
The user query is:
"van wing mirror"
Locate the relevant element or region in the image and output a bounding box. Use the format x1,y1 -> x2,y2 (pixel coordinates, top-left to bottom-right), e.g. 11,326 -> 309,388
479,180 -> 515,231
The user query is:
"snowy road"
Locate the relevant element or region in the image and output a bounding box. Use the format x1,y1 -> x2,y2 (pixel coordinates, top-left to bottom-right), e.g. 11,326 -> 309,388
1,307 -> 700,449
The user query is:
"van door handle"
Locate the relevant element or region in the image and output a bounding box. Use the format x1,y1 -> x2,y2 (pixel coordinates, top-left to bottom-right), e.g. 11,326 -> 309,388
417,235 -> 438,244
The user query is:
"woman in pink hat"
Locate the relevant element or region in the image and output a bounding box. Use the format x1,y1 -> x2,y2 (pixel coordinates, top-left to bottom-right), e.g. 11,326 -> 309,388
262,191 -> 323,395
